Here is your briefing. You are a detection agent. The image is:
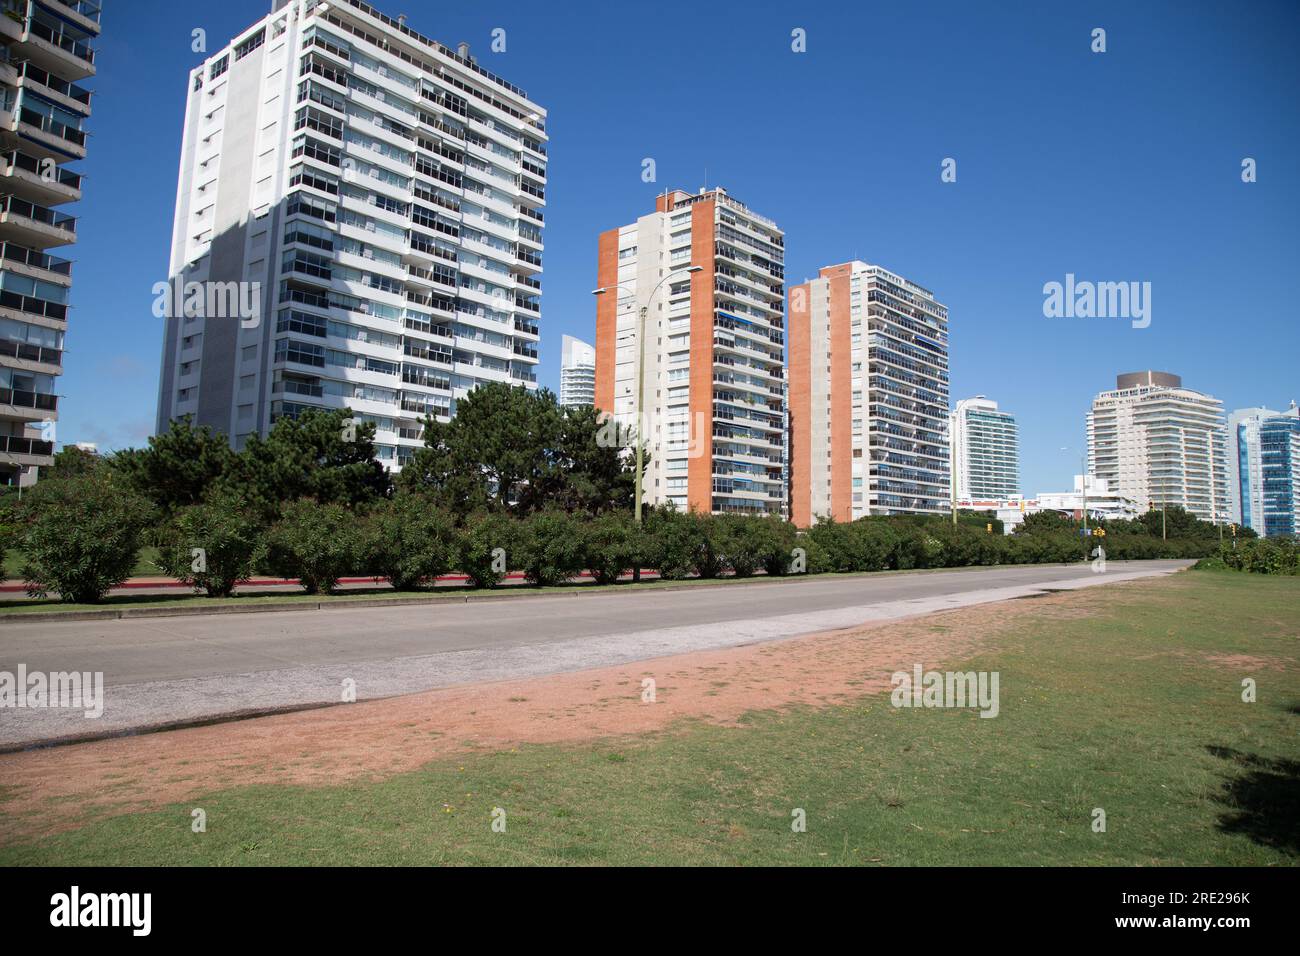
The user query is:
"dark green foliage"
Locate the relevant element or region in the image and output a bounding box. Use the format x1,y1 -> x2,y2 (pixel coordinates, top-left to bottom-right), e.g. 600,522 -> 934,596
363,493 -> 455,590
19,468 -> 155,603
111,415 -> 234,515
225,408 -> 390,518
455,511 -> 519,589
641,506 -> 701,579
1209,538 -> 1299,575
155,490 -> 264,597
262,500 -> 362,595
580,511 -> 641,585
398,384 -> 634,518
516,510 -> 587,586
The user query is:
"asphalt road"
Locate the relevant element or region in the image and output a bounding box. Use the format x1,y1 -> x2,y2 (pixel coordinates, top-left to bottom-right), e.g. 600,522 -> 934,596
0,560 -> 1191,747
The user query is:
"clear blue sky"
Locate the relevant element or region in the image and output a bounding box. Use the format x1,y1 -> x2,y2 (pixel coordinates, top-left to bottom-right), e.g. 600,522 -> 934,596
63,0 -> 1298,494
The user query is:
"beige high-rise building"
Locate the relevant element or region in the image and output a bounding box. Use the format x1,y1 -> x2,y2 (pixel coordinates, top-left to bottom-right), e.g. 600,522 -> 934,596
594,187 -> 785,516
1086,371 -> 1228,523
787,261 -> 949,526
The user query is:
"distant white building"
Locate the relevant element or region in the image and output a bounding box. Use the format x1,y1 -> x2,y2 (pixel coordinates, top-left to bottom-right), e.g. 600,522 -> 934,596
559,334 -> 595,407
959,475 -> 1139,534
951,396 -> 1019,500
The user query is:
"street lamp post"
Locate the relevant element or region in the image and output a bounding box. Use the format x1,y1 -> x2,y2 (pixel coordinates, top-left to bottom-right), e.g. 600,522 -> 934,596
592,266 -> 702,527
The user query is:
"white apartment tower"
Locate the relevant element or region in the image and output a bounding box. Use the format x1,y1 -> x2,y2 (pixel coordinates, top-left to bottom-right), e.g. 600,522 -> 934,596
0,0 -> 100,485
595,187 -> 786,516
559,333 -> 594,407
788,261 -> 949,525
1087,371 -> 1228,523
155,0 -> 546,469
951,396 -> 1019,500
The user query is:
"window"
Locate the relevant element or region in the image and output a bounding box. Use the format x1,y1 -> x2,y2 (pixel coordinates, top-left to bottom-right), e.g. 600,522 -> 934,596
209,56 -> 228,80
234,29 -> 265,61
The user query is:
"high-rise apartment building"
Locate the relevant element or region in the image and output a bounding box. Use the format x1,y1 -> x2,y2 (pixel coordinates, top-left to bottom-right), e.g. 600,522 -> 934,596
0,0 -> 99,485
1226,406 -> 1280,532
1258,405 -> 1300,537
594,187 -> 785,515
1087,371 -> 1227,523
1229,402 -> 1300,536
559,333 -> 594,407
155,0 -> 546,469
951,396 -> 1019,500
788,261 -> 949,526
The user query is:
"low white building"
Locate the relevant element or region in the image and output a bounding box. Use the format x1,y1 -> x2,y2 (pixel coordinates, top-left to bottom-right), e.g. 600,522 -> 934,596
959,475 -> 1139,533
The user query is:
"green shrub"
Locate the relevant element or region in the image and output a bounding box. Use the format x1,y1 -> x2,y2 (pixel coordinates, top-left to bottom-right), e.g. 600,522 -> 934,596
19,469 -> 155,603
1218,538 -> 1299,575
364,493 -> 454,590
455,511 -> 519,589
691,513 -> 727,579
516,510 -> 586,586
581,511 -> 640,585
263,500 -> 361,594
718,514 -> 763,577
643,506 -> 703,579
155,491 -> 264,597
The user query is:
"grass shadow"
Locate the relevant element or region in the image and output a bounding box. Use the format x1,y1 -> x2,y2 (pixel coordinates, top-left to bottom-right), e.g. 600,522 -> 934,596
1206,745 -> 1300,855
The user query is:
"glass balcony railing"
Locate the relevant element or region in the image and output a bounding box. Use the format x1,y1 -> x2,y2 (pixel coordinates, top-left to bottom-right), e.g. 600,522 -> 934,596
0,386 -> 57,411
0,433 -> 54,456
47,0 -> 102,26
0,240 -> 71,274
26,18 -> 95,66
1,195 -> 77,232
17,106 -> 86,147
4,150 -> 82,190
0,336 -> 61,365
16,62 -> 91,105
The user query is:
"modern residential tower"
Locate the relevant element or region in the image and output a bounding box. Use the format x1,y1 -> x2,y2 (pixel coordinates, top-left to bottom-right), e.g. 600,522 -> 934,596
788,261 -> 949,526
1229,402 -> 1300,536
558,333 -> 594,407
0,0 -> 100,485
1086,371 -> 1228,524
155,0 -> 546,469
594,187 -> 786,515
951,396 -> 1019,500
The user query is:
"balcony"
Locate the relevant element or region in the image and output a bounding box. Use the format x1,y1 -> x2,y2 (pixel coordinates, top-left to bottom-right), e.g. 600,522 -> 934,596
14,61 -> 92,115
0,286 -> 67,322
13,15 -> 97,81
1,150 -> 82,205
0,195 -> 76,247
0,336 -> 61,368
0,386 -> 58,419
0,432 -> 54,462
0,239 -> 71,283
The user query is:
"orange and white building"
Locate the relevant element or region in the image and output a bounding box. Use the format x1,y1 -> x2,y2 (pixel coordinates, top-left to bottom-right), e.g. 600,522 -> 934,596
788,261 -> 949,526
595,188 -> 786,515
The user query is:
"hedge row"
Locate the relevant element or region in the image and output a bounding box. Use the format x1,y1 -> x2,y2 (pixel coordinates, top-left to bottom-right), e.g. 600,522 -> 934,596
1195,538 -> 1299,575
1,468 -> 1233,604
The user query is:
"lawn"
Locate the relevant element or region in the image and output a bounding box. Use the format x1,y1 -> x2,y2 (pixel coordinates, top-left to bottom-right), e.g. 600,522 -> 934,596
0,569 -> 1295,865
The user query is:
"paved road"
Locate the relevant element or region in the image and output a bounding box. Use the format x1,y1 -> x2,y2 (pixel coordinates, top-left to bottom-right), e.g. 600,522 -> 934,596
0,561 -> 1191,747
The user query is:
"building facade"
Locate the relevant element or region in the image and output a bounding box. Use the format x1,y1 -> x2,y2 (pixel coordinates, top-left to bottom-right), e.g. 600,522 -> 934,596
155,0 -> 546,469
0,0 -> 99,485
1086,371 -> 1228,524
1226,406 -> 1279,532
595,187 -> 785,515
788,261 -> 949,526
1258,403 -> 1300,537
558,333 -> 594,407
951,396 -> 1018,500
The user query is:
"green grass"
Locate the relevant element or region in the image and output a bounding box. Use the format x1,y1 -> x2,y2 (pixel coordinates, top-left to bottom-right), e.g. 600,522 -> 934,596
3,545 -> 160,581
1,569 -> 1296,865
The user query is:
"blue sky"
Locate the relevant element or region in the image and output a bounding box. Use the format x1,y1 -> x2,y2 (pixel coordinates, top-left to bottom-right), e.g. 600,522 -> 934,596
63,0 -> 1298,494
